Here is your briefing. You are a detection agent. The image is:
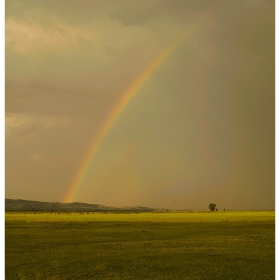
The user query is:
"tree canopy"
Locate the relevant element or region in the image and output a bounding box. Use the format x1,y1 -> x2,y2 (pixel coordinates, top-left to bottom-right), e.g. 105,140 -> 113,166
209,203 -> 216,211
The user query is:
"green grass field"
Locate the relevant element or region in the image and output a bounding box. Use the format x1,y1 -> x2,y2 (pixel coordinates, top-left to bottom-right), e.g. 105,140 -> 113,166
5,211 -> 275,279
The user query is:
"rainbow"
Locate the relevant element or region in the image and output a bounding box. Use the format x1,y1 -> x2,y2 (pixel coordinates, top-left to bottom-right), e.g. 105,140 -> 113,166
63,32 -> 190,203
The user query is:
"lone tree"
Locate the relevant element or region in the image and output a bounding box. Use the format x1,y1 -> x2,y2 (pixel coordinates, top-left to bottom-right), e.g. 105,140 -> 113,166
209,203 -> 216,211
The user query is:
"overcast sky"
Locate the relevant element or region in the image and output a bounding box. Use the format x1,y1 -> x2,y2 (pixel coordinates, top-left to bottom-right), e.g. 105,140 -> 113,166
5,0 -> 274,210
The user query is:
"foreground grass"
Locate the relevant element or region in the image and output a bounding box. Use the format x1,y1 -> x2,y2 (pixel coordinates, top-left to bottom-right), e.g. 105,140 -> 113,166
6,211 -> 274,279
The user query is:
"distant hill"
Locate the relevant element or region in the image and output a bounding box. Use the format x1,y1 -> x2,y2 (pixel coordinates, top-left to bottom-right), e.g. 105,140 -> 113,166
5,198 -> 156,212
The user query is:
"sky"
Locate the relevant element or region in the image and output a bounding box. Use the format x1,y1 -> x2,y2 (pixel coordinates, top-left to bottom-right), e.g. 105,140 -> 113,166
5,0 -> 275,210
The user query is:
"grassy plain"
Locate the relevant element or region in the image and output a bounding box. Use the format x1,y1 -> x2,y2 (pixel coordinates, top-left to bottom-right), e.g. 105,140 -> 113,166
6,211 -> 274,279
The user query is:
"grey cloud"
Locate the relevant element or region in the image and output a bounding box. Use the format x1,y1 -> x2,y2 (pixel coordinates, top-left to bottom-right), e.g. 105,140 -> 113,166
109,0 -> 219,26
29,153 -> 44,160
109,1 -> 164,26
8,121 -> 43,137
164,0 -> 219,11
6,0 -> 107,23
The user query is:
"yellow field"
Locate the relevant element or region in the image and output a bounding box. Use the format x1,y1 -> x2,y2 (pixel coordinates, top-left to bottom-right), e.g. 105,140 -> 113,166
6,211 -> 275,279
